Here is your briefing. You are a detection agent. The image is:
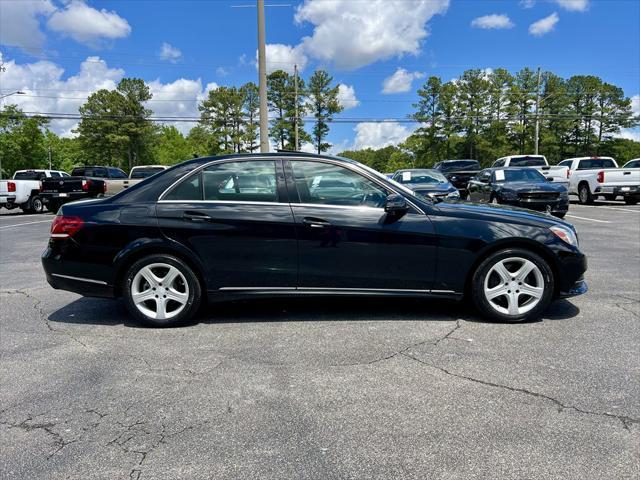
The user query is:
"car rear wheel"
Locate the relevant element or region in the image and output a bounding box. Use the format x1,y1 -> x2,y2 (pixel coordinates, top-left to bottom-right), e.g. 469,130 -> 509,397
471,248 -> 554,322
123,255 -> 202,327
604,194 -> 617,201
624,197 -> 638,205
578,183 -> 594,205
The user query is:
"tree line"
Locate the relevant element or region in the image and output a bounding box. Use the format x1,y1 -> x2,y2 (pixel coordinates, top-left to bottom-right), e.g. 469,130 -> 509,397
1,66 -> 638,177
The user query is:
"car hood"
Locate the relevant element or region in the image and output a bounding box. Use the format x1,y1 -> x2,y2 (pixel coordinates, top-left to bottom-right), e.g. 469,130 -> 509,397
496,181 -> 567,193
409,183 -> 455,193
434,199 -> 572,229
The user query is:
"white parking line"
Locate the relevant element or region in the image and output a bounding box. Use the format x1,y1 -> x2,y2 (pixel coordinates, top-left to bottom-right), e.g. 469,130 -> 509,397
0,213 -> 51,220
587,205 -> 640,214
565,214 -> 610,223
0,219 -> 52,229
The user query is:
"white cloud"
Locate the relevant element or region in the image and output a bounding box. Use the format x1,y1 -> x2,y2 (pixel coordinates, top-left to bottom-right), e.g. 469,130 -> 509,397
295,0 -> 449,70
257,44 -> 308,74
159,42 -> 182,63
47,0 -> 131,46
616,129 -> 640,142
471,14 -> 515,30
529,12 -> 559,36
382,68 -> 425,94
353,122 -> 413,149
520,0 -> 589,10
337,84 -> 359,110
0,0 -> 55,49
630,94 -> 640,117
0,54 -> 218,136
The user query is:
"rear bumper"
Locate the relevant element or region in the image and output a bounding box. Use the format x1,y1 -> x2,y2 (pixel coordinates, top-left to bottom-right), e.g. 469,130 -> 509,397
595,185 -> 640,197
42,247 -> 116,298
0,195 -> 17,204
41,192 -> 91,204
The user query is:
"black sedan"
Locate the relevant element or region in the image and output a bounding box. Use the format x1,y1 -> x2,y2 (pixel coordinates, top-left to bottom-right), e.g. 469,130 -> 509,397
468,168 -> 569,218
42,153 -> 587,327
391,169 -> 460,200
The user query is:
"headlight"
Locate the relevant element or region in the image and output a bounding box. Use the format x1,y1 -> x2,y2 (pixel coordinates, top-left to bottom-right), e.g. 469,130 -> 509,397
500,190 -> 518,200
550,225 -> 578,247
446,190 -> 460,199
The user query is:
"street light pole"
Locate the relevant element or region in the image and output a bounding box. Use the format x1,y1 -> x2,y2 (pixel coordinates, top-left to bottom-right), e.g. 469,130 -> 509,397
534,67 -> 541,155
257,0 -> 269,153
294,64 -> 299,151
0,90 -> 26,101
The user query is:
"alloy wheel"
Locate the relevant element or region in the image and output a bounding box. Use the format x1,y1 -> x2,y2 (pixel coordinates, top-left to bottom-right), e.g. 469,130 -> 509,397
131,263 -> 189,320
483,257 -> 544,316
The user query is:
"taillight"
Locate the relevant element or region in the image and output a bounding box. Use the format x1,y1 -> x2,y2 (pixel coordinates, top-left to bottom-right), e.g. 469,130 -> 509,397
7,182 -> 16,192
81,179 -> 91,191
103,182 -> 107,194
50,215 -> 84,238
597,171 -> 604,183
566,169 -> 570,178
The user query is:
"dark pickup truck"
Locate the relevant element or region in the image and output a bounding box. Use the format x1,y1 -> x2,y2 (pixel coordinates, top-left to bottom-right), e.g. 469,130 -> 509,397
433,160 -> 481,199
40,166 -> 125,212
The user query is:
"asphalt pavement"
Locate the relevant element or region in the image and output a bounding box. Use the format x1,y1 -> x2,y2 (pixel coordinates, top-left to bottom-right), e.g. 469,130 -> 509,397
0,201 -> 638,479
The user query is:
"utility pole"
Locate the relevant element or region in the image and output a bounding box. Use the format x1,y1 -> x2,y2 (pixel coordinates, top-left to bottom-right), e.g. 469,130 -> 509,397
294,64 -> 299,151
534,66 -> 541,155
257,0 -> 269,153
48,146 -> 52,170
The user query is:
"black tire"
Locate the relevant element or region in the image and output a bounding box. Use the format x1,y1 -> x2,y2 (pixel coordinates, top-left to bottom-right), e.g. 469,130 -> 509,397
578,183 -> 594,205
624,197 -> 639,205
123,254 -> 202,327
604,194 -> 617,201
553,212 -> 566,219
471,248 -> 555,323
30,196 -> 44,214
47,201 -> 61,213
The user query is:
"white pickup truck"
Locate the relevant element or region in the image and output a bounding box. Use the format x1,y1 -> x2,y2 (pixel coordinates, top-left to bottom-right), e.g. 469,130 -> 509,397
492,155 -> 569,186
557,157 -> 640,205
0,169 -> 70,213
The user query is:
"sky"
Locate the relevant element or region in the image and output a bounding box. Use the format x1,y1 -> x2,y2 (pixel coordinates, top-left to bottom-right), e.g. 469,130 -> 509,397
1,0 -> 639,153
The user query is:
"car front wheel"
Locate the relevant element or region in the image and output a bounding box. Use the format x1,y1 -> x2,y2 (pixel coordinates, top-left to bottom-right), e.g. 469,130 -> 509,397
123,255 -> 202,327
471,248 -> 554,322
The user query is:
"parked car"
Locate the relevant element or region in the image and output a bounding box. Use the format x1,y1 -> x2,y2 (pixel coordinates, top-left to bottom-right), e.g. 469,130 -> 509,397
622,159 -> 640,169
42,153 -> 587,327
557,157 -> 640,205
0,169 -> 69,213
467,167 -> 569,218
493,155 -> 569,185
432,160 -> 481,199
391,169 -> 459,200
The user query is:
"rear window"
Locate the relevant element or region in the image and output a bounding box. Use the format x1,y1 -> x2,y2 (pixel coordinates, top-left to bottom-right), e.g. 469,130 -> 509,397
508,156 -> 546,167
577,159 -> 617,170
130,167 -> 166,179
13,171 -> 45,180
438,160 -> 480,171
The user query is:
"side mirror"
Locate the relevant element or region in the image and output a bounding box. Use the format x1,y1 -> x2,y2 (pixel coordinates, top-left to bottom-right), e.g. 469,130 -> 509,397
384,193 -> 408,213
546,177 -> 554,182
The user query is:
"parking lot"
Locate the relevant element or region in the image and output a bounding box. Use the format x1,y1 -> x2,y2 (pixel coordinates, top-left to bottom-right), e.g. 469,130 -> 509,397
0,201 -> 638,479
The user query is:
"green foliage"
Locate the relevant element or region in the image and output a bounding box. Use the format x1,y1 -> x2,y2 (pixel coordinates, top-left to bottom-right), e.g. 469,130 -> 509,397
307,69 -> 343,154
0,106 -> 49,177
152,126 -> 192,165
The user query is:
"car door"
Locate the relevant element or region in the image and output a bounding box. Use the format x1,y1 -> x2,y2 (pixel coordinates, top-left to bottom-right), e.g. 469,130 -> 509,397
285,159 -> 437,291
156,158 -> 298,291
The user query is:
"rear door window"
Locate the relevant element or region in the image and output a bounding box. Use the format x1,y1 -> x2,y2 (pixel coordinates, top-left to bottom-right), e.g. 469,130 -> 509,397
202,161 -> 278,203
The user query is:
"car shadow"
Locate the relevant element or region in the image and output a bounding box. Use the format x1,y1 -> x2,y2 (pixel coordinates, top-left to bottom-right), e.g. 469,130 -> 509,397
47,296 -> 580,328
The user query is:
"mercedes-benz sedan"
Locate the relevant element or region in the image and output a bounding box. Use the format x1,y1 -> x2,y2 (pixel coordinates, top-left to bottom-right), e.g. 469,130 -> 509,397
42,153 -> 587,327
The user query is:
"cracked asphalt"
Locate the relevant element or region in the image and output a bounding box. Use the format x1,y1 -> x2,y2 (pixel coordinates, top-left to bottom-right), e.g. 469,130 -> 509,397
1,201 -> 639,479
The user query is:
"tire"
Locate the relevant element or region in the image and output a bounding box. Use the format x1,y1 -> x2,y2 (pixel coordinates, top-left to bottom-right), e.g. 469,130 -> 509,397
604,194 -> 617,201
123,254 -> 202,327
624,197 -> 639,205
578,183 -> 594,205
553,212 -> 566,219
471,248 -> 555,323
30,196 -> 44,214
47,201 -> 61,213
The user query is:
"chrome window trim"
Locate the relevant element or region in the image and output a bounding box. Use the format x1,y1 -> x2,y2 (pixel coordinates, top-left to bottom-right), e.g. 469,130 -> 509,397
157,199 -> 288,207
52,273 -> 108,285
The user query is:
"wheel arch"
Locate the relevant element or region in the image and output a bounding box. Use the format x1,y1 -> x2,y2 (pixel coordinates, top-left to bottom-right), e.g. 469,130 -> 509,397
463,238 -> 560,299
112,239 -> 207,298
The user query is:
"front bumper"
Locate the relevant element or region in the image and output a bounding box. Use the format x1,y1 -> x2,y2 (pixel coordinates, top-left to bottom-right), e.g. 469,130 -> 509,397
559,279 -> 588,298
503,198 -> 569,214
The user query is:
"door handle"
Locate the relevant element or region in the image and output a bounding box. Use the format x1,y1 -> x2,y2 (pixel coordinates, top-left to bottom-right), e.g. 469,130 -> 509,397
183,211 -> 211,222
302,217 -> 331,229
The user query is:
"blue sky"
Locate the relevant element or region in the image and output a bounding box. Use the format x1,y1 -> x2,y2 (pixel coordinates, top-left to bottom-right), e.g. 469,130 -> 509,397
1,0 -> 639,150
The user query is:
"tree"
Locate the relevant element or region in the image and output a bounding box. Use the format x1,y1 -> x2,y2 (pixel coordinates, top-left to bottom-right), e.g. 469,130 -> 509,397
241,82 -> 260,152
0,106 -> 49,176
307,69 -> 343,154
267,71 -> 310,150
153,126 -> 191,165
456,69 -> 490,159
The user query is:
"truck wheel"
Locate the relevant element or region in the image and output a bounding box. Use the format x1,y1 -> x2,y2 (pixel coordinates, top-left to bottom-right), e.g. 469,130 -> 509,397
624,197 -> 639,205
47,201 -> 61,213
604,194 -> 617,201
30,196 -> 44,214
578,183 -> 594,205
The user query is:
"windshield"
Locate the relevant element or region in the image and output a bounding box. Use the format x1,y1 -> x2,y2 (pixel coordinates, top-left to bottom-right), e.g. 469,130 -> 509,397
494,169 -> 546,183
130,167 -> 166,179
395,170 -> 447,185
13,171 -> 45,180
509,156 -> 546,167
